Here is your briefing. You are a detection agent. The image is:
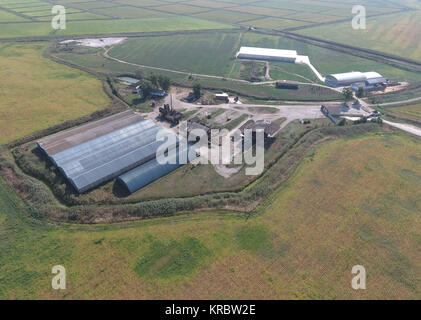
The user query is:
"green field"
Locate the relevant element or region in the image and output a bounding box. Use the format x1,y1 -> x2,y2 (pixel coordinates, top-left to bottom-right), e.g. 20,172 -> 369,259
1,132 -> 420,299
108,32 -> 421,83
0,42 -> 110,144
108,33 -> 241,77
0,0 -> 409,39
377,103 -> 421,122
57,16 -> 234,36
296,11 -> 421,62
0,9 -> 26,21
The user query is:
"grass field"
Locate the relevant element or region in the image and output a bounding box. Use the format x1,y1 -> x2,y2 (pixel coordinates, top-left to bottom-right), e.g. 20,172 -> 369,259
108,33 -> 241,77
1,131 -> 420,299
377,103 -> 421,122
108,32 -> 421,83
57,16 -> 234,36
0,42 -> 110,144
296,11 -> 421,62
0,0 -> 408,38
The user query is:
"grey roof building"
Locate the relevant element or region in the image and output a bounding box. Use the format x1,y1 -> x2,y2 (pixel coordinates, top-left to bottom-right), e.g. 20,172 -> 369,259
37,110 -> 177,193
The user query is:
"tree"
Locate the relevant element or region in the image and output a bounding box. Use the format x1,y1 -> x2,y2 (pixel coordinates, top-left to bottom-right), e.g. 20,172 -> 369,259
356,87 -> 364,98
342,87 -> 353,102
158,75 -> 171,92
150,73 -> 159,87
140,80 -> 153,98
193,83 -> 202,98
134,70 -> 143,80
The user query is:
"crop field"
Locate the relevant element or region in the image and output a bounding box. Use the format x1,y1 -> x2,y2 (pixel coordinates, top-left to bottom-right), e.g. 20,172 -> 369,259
378,103 -> 421,122
56,17 -> 234,36
0,10 -> 26,21
108,33 -> 242,77
0,0 -> 409,39
0,42 -> 110,144
1,132 -> 420,299
108,32 -> 421,83
91,6 -> 173,19
296,11 -> 421,62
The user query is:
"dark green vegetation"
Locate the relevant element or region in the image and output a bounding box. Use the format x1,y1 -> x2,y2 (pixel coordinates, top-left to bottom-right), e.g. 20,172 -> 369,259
134,237 -> 211,279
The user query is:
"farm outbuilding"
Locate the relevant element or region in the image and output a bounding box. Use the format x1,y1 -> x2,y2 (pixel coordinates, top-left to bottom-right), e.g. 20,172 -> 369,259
37,110 -> 178,193
325,71 -> 384,87
236,46 -> 297,63
117,143 -> 198,194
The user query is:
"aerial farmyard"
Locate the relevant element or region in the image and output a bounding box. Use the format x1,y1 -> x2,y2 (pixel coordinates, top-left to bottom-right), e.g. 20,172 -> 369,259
0,0 -> 420,306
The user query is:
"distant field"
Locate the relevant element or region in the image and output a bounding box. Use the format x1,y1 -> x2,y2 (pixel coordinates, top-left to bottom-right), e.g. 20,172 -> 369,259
296,11 -> 421,62
108,33 -> 241,77
56,16 -> 234,36
0,22 -> 52,38
245,17 -> 313,30
0,9 -> 26,21
1,132 -> 420,299
192,10 -> 263,24
92,6 -> 173,19
0,42 -> 110,144
0,0 -> 409,38
108,32 -> 421,83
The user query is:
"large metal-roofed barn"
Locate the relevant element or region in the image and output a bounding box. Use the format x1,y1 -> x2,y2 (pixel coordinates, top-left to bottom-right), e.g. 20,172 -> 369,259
325,71 -> 384,87
117,143 -> 198,194
37,110 -> 178,193
236,47 -> 297,62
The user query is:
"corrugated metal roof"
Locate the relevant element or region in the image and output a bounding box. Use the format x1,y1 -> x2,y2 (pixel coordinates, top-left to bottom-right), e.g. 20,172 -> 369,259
237,47 -> 297,59
327,72 -> 366,83
38,110 -> 179,193
362,72 -> 383,79
117,143 -> 198,194
366,77 -> 387,85
326,71 -> 384,84
37,110 -> 143,155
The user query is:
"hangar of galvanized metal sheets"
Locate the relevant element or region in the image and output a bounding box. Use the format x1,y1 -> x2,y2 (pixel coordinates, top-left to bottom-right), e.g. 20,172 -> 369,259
325,71 -> 384,87
236,46 -> 297,63
37,110 -> 180,194
117,143 -> 197,194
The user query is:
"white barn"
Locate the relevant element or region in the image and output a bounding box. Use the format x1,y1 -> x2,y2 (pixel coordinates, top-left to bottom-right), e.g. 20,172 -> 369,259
236,46 -> 297,63
325,71 -> 384,87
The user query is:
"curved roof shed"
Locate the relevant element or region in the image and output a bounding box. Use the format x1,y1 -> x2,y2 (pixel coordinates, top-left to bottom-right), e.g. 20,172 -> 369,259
117,143 -> 198,194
